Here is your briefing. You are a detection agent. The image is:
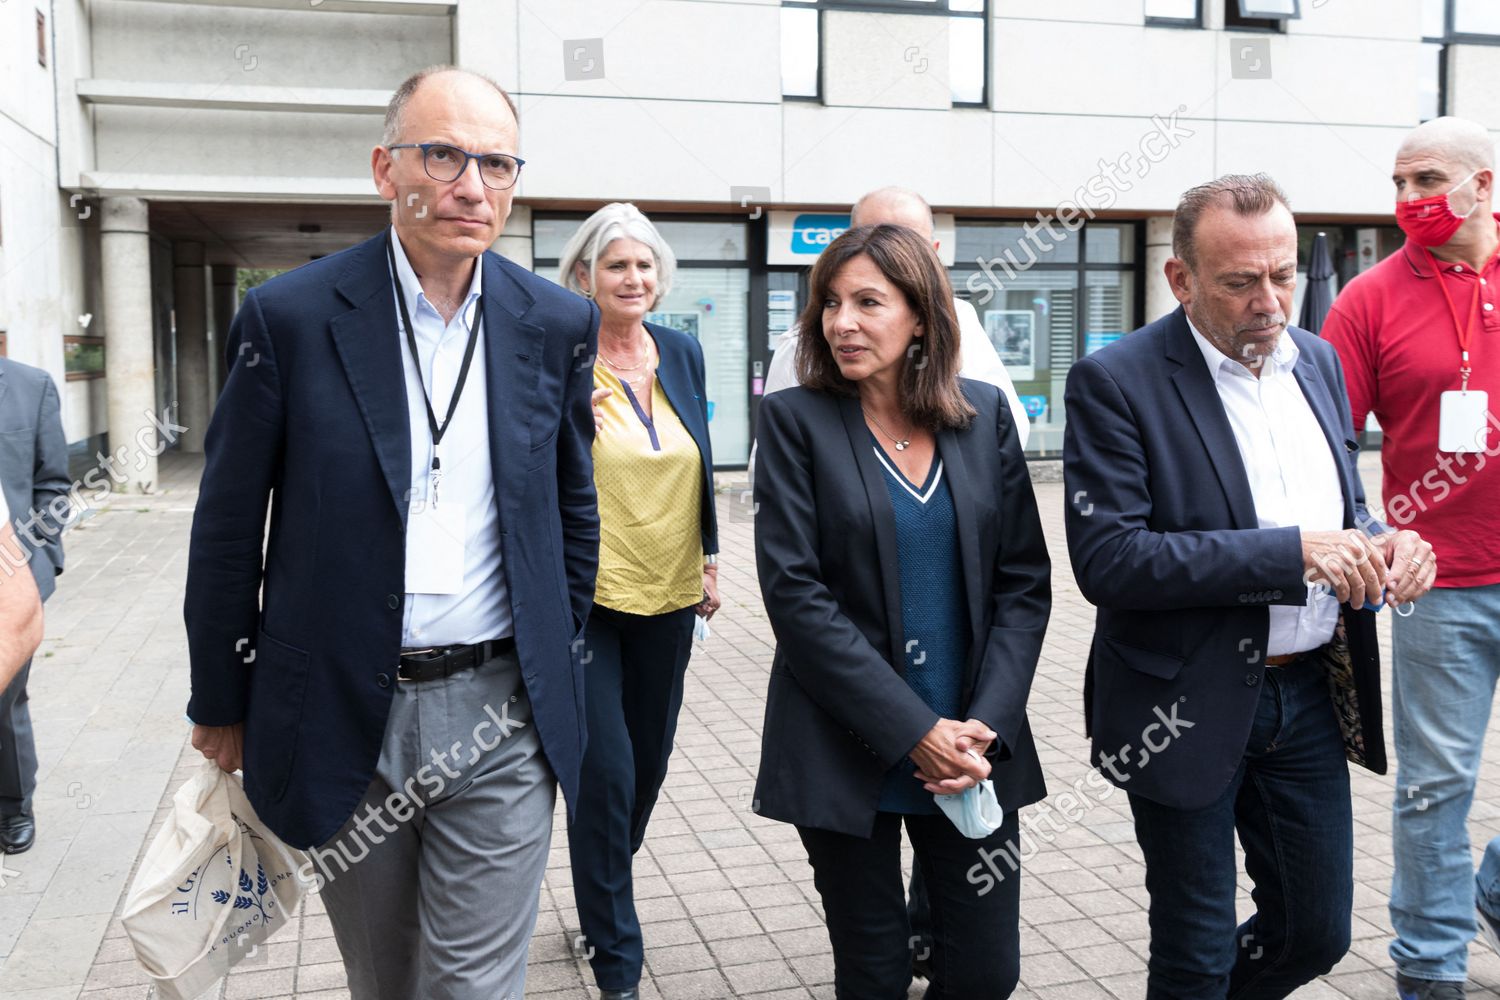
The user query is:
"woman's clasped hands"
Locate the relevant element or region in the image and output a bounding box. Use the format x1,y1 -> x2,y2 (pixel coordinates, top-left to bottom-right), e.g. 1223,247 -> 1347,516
911,717 -> 997,796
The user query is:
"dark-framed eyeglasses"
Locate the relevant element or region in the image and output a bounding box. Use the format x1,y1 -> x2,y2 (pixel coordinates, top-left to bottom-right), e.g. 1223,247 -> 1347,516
387,143 -> 525,191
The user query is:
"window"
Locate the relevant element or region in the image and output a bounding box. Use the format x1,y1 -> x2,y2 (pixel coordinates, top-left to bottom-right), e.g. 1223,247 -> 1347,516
1453,0 -> 1500,38
781,1 -> 989,107
1420,42 -> 1447,121
1225,0 -> 1298,31
781,6 -> 820,99
1235,0 -> 1299,16
951,221 -> 1140,456
1145,0 -> 1201,26
65,335 -> 106,381
36,11 -> 47,67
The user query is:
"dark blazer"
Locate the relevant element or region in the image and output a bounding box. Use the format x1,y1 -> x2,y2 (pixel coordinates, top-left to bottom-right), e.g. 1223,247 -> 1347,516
1063,307 -> 1386,812
752,380 -> 1050,837
645,321 -> 717,557
0,360 -> 68,602
184,229 -> 601,849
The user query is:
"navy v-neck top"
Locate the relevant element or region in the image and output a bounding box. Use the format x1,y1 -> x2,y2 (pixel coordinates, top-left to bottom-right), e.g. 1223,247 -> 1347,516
871,442 -> 971,815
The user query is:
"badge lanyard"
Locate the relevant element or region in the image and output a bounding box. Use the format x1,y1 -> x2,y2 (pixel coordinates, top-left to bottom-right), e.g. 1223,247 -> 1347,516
387,230 -> 483,507
1426,244 -> 1497,392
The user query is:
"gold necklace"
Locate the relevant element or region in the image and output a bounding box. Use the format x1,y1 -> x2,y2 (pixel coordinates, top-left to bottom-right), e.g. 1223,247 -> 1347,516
597,344 -> 655,389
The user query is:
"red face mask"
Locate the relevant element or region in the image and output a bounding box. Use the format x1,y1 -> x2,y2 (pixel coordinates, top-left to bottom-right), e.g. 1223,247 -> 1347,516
1397,170 -> 1479,247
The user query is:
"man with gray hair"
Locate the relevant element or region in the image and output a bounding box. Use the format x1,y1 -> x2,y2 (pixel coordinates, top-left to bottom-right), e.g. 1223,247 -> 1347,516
762,186 -> 1030,446
1065,173 -> 1433,998
1323,116 -> 1500,1000
185,65 -> 600,999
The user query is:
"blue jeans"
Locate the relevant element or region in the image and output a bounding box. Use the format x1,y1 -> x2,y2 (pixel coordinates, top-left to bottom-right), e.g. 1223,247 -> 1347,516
1389,583 -> 1500,982
1129,661 -> 1354,999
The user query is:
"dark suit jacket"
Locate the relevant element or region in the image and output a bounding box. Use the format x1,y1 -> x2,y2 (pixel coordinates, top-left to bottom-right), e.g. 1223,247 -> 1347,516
1063,307 -> 1386,811
752,380 -> 1050,837
184,229 -> 601,849
645,321 -> 717,556
0,360 -> 68,602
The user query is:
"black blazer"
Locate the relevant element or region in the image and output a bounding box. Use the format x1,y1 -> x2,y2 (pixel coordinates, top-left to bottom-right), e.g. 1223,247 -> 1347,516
752,380 -> 1050,837
644,321 -> 718,557
1063,307 -> 1386,812
184,229 -> 600,849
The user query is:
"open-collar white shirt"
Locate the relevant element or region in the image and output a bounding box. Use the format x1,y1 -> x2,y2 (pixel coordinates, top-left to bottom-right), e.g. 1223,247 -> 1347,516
388,232 -> 511,647
1186,318 -> 1344,656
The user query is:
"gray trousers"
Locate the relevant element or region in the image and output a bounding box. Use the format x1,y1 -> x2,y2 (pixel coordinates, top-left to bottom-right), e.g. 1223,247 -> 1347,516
0,657 -> 36,817
313,649 -> 555,1000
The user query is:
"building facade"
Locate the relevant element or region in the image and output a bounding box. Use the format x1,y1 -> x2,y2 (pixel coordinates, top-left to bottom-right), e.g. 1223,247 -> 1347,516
3,0 -> 1498,474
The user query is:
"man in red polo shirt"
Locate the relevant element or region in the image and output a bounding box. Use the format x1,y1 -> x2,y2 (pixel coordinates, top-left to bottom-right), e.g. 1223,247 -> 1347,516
1323,116 -> 1500,1000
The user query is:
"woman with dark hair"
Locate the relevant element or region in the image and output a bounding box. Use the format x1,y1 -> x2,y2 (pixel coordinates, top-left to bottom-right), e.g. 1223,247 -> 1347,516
753,224 -> 1051,999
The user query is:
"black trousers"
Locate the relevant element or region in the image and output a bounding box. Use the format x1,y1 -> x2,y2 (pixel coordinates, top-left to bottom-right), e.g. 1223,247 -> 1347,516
798,810 -> 1023,1000
567,603 -> 696,991
0,657 -> 36,817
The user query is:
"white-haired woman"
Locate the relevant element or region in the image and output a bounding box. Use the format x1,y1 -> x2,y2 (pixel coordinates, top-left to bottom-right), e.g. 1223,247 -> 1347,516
558,203 -> 719,1000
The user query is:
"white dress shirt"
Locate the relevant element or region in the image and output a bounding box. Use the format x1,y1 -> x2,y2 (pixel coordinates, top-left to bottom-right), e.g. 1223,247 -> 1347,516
389,234 -> 511,647
1187,319 -> 1344,656
761,296 -> 1030,446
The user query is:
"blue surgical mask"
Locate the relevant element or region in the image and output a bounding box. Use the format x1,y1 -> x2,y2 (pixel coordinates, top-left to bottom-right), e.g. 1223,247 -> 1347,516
935,779 -> 1005,839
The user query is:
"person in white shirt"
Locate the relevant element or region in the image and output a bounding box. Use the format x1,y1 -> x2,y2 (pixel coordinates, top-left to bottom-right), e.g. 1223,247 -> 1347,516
0,495 -> 43,697
762,187 -> 1030,448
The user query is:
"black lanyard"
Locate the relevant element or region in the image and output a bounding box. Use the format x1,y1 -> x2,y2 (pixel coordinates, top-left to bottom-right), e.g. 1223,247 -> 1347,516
387,230 -> 483,475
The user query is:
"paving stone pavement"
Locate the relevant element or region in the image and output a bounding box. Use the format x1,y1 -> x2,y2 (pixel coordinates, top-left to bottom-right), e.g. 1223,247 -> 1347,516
0,452 -> 1497,999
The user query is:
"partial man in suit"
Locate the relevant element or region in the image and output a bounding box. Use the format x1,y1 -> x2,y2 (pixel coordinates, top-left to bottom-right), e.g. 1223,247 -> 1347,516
185,66 -> 600,1000
0,358 -> 68,854
0,499 -> 45,711
1064,174 -> 1436,999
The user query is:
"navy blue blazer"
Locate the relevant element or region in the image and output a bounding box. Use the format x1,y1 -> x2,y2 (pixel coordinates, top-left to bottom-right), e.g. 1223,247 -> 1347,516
184,229 -> 601,849
643,321 -> 717,556
1063,307 -> 1385,811
753,380 -> 1050,837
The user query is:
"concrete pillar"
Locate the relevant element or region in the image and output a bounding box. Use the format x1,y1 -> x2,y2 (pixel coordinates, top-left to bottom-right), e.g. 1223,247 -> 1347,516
1145,215 -> 1177,323
100,197 -> 160,493
174,243 -> 210,453
211,265 -> 238,400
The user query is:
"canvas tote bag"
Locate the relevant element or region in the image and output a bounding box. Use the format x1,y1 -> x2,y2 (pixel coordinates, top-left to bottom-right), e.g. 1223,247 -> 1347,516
122,761 -> 310,1000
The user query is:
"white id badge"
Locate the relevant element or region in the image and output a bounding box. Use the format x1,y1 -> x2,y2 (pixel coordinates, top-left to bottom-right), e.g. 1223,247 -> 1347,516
1438,390 -> 1490,453
405,498 -> 466,594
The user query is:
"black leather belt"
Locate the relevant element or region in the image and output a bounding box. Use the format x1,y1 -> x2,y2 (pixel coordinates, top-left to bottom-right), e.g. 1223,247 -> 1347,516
1266,645 -> 1323,669
397,636 -> 515,683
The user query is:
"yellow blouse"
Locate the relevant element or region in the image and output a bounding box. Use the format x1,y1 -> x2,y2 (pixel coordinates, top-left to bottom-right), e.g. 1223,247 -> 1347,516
592,360 -> 705,616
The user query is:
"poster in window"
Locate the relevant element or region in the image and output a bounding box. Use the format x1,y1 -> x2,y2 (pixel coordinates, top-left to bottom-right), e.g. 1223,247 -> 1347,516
985,310 -> 1036,382
647,311 -> 701,340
